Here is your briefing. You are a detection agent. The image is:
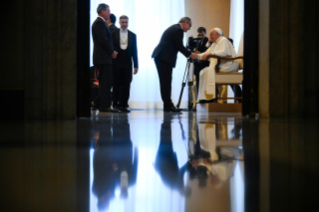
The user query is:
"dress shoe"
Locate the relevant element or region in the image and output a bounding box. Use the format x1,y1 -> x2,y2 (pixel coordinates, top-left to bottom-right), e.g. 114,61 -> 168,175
198,98 -> 217,104
119,107 -> 130,113
164,106 -> 182,112
99,107 -> 119,113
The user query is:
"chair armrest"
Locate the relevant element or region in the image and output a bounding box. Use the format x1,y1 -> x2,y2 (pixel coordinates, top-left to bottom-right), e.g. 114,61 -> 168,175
204,55 -> 244,72
206,55 -> 244,61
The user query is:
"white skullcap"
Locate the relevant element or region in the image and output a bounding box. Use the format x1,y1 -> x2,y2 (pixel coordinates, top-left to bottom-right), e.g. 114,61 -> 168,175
213,28 -> 223,36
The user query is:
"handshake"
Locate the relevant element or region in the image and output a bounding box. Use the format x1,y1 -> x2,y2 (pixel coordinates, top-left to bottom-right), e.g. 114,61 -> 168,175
191,51 -> 212,61
190,52 -> 198,60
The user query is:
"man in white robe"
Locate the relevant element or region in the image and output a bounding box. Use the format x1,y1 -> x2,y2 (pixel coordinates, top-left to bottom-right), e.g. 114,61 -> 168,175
196,28 -> 238,102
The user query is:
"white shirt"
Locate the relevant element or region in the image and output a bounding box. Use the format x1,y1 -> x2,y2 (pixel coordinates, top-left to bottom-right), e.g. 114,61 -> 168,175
120,28 -> 128,50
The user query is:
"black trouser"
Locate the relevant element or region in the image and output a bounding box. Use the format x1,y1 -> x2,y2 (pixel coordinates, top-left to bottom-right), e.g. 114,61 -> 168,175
154,58 -> 174,109
231,85 -> 242,103
96,64 -> 113,109
112,62 -> 132,108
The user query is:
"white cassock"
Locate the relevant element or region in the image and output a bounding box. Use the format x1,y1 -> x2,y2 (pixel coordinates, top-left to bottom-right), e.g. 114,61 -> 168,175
197,36 -> 238,101
198,123 -> 219,161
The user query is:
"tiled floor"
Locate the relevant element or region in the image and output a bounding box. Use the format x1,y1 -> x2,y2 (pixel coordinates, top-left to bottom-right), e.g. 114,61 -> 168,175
1,110 -> 318,212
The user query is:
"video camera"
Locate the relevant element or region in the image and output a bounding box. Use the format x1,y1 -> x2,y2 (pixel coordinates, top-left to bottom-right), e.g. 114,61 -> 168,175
186,36 -> 203,52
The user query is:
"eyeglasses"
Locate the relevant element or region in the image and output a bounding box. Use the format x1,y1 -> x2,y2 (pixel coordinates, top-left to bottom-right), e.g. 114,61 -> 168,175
187,22 -> 192,28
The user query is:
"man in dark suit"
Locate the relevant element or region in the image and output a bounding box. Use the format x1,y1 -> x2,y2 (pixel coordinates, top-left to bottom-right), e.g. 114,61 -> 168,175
154,113 -> 191,196
196,27 -> 209,53
92,4 -> 118,112
106,14 -> 118,33
194,27 -> 210,91
112,15 -> 138,112
152,17 -> 197,112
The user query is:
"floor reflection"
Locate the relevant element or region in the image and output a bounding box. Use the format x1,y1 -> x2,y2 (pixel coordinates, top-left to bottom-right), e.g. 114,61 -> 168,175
1,111 -> 318,211
91,114 -> 138,211
89,112 -> 244,212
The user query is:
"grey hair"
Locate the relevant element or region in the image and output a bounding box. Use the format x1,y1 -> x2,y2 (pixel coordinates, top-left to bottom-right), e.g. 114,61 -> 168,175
179,17 -> 191,23
119,15 -> 129,20
97,3 -> 109,15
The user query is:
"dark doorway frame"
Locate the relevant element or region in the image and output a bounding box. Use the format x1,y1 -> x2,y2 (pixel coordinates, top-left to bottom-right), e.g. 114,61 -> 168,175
77,0 -> 91,118
242,0 -> 259,116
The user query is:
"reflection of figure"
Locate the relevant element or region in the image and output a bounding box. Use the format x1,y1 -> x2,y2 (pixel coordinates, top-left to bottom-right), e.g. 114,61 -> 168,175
188,116 -> 242,187
188,122 -> 211,160
92,117 -> 115,211
154,114 -> 191,196
230,119 -> 242,140
198,123 -> 219,161
187,115 -> 211,187
92,114 -> 138,211
112,114 -> 138,198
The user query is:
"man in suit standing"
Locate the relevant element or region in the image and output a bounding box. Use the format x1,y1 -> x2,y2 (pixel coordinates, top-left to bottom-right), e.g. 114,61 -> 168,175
194,27 -> 210,92
92,4 -> 118,112
152,17 -> 197,112
106,14 -> 118,33
112,15 -> 139,113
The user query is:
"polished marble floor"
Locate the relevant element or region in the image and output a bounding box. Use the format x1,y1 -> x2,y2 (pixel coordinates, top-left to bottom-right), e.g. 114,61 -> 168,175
0,110 -> 318,212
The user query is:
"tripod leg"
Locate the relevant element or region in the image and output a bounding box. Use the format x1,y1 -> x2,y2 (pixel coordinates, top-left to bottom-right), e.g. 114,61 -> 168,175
176,61 -> 191,109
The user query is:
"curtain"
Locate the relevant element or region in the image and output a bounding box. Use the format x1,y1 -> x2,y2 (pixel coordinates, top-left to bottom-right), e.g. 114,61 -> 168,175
229,0 -> 244,54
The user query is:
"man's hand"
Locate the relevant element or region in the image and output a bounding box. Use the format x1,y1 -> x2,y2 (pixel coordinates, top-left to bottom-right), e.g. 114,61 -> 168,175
112,51 -> 118,59
134,68 -> 138,75
201,52 -> 211,61
191,53 -> 198,60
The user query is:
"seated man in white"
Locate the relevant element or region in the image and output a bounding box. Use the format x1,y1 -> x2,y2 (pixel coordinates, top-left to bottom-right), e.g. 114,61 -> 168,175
196,28 -> 238,102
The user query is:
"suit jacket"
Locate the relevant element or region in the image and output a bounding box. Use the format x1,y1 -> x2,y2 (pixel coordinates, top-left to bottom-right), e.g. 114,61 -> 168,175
152,24 -> 191,68
92,17 -> 114,65
108,24 -> 118,34
197,37 -> 209,53
112,29 -> 138,69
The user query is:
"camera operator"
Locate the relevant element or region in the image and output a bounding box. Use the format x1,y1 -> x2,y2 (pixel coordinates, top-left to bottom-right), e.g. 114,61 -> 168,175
193,27 -> 211,91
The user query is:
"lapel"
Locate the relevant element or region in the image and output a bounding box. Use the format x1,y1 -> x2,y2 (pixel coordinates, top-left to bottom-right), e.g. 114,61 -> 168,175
127,30 -> 132,49
115,29 -> 120,47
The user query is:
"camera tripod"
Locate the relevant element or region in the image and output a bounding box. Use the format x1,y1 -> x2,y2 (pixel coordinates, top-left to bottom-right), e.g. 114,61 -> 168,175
176,58 -> 198,110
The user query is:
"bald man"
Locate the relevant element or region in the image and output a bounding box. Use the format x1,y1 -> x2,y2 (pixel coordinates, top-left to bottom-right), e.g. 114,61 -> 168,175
196,28 -> 238,102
